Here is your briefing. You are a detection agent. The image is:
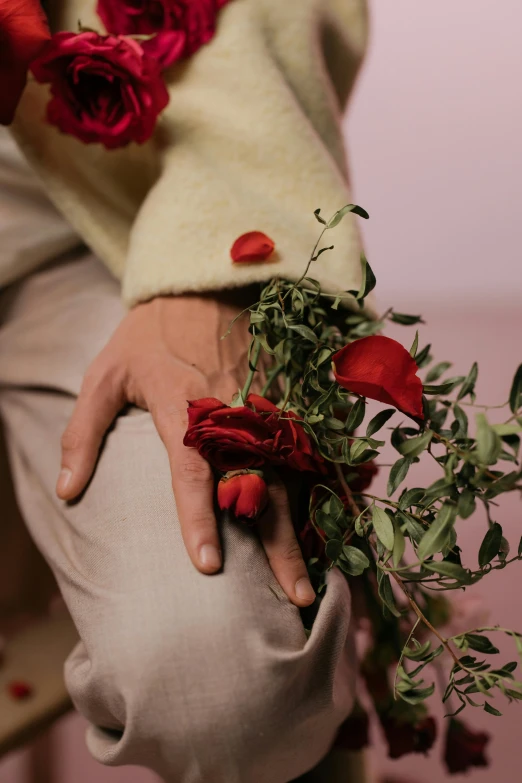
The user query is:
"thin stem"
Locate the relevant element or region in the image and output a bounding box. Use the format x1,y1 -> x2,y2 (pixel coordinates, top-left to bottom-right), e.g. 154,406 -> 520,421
283,225 -> 328,300
241,339 -> 262,400
389,568 -> 461,667
360,493 -> 430,528
334,463 -> 361,519
260,363 -> 284,397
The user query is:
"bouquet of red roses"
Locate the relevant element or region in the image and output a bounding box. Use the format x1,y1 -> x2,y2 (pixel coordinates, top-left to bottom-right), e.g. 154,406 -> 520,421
184,205 -> 522,775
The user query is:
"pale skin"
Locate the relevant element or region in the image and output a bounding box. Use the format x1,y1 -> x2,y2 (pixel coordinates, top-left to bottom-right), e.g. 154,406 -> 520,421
56,291 -> 316,608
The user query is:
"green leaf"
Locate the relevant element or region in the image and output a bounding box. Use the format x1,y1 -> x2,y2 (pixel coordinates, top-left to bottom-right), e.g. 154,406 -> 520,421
509,364 -> 522,414
324,417 -> 345,431
453,403 -> 469,438
426,362 -> 453,383
484,701 -> 502,717
423,478 -> 456,503
389,312 -> 424,326
492,423 -> 522,437
387,457 -> 412,497
478,522 -> 503,567
423,378 -> 465,395
398,430 -> 433,458
392,519 -> 406,567
325,539 -> 343,562
327,203 -> 369,228
346,397 -> 366,432
476,413 -> 502,465
415,344 -> 432,369
289,324 -> 319,343
377,572 -> 401,617
366,408 -> 395,437
372,505 -> 395,550
403,640 -> 432,661
339,546 -> 370,576
458,488 -> 476,519
465,633 -> 500,655
398,511 -> 425,544
313,208 -> 327,225
398,488 -> 426,511
347,254 -> 377,301
315,510 -> 341,540
423,561 -> 472,583
457,362 -> 479,401
409,330 -> 419,358
417,502 -> 457,561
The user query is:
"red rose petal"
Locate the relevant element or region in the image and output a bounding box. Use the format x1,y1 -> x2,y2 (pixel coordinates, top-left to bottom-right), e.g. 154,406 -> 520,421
333,335 -> 424,420
8,680 -> 34,700
231,232 -> 275,263
0,0 -> 50,125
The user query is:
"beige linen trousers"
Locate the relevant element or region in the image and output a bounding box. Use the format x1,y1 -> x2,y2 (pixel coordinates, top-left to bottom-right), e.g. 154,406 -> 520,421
0,145 -> 361,783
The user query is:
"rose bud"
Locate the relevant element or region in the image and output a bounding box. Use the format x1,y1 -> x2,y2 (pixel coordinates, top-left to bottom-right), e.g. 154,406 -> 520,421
217,471 -> 268,523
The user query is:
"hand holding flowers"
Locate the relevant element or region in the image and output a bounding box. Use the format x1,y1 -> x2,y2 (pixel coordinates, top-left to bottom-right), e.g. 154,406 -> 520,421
183,205 -> 522,773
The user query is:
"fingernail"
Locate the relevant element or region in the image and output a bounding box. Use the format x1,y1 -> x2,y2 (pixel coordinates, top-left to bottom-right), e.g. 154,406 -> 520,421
295,577 -> 316,603
57,468 -> 72,496
199,544 -> 221,570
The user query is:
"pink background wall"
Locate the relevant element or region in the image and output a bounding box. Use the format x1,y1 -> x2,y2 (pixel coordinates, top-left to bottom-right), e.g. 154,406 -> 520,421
3,0 -> 522,781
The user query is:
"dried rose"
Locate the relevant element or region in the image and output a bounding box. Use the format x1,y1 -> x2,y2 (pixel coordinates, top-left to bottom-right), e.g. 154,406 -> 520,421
443,718 -> 489,774
334,702 -> 370,751
333,335 -> 424,420
30,32 -> 169,149
381,714 -> 437,759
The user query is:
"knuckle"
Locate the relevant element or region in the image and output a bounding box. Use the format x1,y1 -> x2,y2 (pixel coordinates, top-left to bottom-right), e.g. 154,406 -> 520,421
187,510 -> 216,532
60,427 -> 83,453
268,481 -> 288,510
178,458 -> 212,486
271,539 -> 304,567
154,400 -> 190,431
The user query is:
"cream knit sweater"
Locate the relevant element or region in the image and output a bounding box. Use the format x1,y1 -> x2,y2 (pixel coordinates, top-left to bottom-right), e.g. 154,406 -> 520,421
6,0 -> 368,306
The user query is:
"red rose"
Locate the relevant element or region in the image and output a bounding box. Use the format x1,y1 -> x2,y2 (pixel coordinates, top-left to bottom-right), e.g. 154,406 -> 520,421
0,0 -> 50,124
443,718 -> 489,775
30,32 -> 169,149
184,394 -> 321,473
334,703 -> 370,751
299,519 -> 326,562
247,394 -> 322,472
347,459 -> 378,493
184,397 -> 277,471
231,232 -> 275,264
217,470 -> 268,523
381,715 -> 437,759
97,0 -> 229,62
333,335 -> 424,420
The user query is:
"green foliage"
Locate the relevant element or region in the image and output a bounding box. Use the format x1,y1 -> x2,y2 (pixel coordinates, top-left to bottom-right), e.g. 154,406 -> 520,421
229,205 -> 522,724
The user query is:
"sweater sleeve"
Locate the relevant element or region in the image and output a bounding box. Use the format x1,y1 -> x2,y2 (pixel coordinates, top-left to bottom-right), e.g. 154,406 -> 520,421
11,0 -> 369,307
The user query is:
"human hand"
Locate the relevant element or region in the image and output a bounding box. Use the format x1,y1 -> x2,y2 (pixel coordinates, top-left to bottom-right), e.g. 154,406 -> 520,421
56,292 -> 316,607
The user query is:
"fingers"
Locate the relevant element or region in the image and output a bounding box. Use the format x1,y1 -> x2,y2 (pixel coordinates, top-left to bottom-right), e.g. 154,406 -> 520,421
258,478 -> 316,608
57,365 -> 124,500
151,396 -> 222,576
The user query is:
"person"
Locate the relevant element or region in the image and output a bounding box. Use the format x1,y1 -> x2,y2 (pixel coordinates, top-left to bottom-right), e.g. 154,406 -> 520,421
0,1 -> 371,780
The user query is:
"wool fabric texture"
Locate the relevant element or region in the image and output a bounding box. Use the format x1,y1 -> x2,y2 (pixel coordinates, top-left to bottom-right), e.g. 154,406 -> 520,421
7,0 -> 369,306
